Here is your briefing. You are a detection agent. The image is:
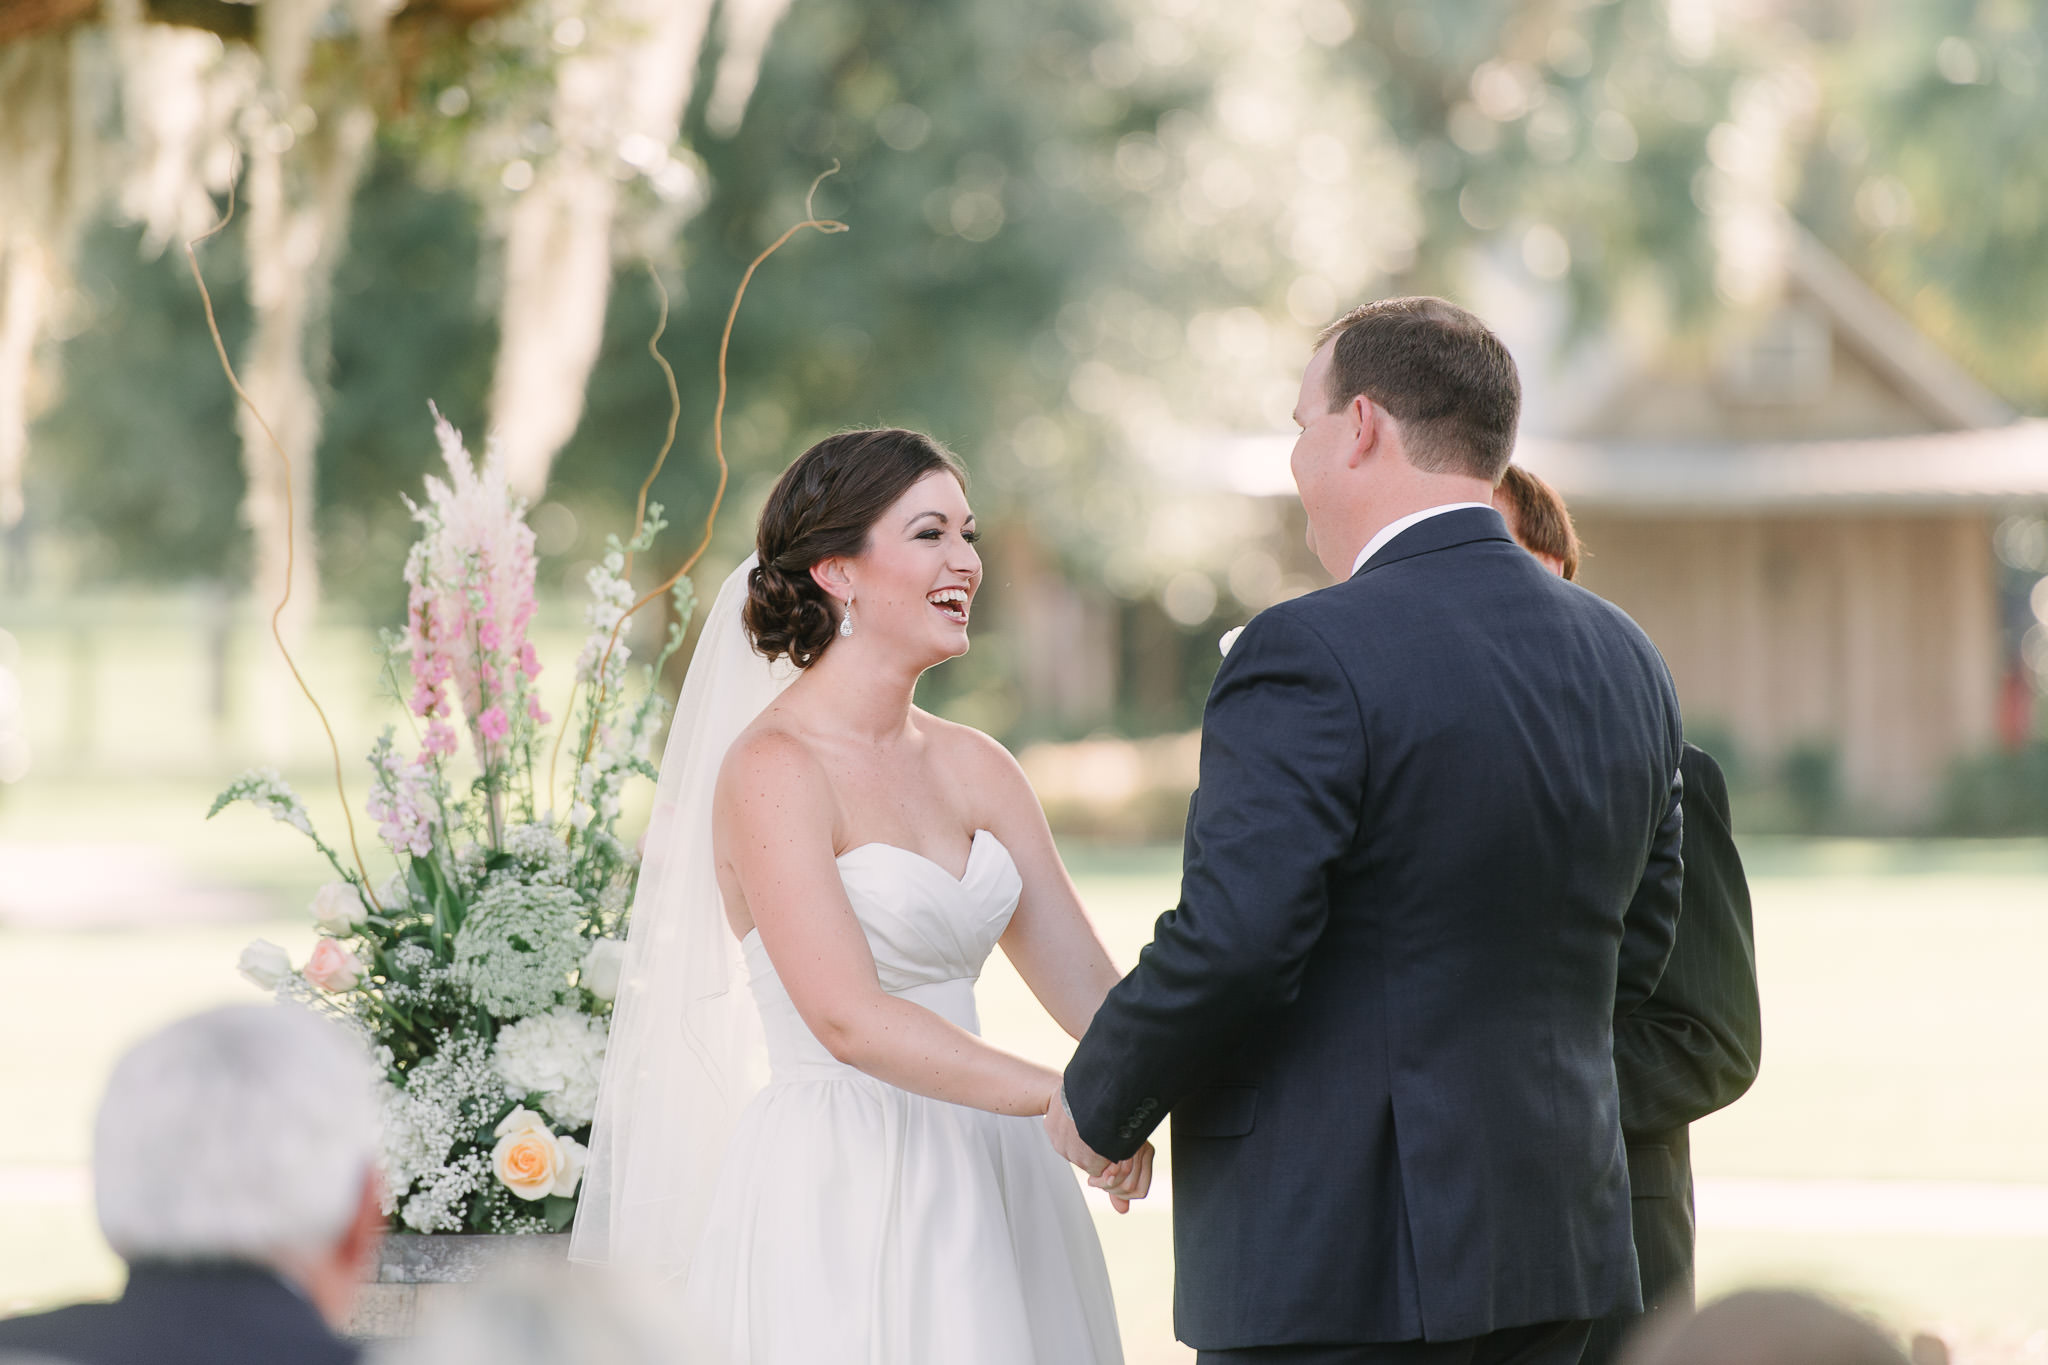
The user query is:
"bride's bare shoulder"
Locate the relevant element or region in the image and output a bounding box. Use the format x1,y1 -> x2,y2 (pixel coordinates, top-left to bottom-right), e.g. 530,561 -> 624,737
916,709 -> 1029,788
717,713 -> 828,801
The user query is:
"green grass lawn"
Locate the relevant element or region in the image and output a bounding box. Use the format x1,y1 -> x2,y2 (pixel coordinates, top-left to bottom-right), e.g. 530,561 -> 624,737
4,783 -> 2046,1359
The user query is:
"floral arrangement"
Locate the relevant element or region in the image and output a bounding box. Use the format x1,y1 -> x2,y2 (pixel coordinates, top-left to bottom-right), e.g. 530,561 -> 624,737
219,407 -> 692,1235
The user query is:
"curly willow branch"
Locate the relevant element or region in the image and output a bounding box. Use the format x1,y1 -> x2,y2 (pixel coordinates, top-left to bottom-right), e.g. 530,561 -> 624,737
184,171 -> 382,911
625,258 -> 682,582
573,164 -> 848,776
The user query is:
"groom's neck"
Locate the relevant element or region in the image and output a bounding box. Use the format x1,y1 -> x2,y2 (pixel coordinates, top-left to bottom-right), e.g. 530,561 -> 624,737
1328,472 -> 1495,578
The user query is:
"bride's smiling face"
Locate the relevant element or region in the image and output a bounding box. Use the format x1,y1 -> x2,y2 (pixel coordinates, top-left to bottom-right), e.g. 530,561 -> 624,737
825,470 -> 982,667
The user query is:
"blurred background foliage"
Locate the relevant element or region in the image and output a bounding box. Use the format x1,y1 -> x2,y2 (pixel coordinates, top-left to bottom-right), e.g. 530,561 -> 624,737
6,0 -> 2048,807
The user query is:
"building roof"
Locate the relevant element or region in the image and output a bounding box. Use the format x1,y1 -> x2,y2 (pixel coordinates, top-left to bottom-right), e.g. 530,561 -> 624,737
1783,227 -> 2016,432
1201,420 -> 2048,512
1191,225 -> 2043,514
1515,420 -> 2048,513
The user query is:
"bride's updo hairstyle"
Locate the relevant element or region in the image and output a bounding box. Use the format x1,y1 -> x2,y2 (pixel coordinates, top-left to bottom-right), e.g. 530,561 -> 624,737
745,427 -> 967,668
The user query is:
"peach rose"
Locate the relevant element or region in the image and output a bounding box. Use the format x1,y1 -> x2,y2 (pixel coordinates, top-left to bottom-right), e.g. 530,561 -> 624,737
491,1107 -> 586,1201
303,937 -> 363,992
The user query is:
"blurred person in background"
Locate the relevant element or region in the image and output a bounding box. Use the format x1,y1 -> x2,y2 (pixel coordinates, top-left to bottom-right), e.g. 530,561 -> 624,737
0,1004 -> 383,1365
1490,465 -> 1581,581
1617,1290 -> 1913,1365
370,1270 -> 685,1365
1493,464 -> 1764,1364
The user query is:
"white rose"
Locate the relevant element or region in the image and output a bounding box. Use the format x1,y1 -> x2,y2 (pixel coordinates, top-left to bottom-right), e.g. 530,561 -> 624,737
580,938 -> 627,1002
553,1133 -> 588,1198
309,880 -> 369,933
491,1106 -> 579,1202
238,939 -> 292,990
1219,626 -> 1245,657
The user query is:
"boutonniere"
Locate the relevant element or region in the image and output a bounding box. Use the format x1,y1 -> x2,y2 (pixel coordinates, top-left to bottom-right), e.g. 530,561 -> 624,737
1219,626 -> 1245,657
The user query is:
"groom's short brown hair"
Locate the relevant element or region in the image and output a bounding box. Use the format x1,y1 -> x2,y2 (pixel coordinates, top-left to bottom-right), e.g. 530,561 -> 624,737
1316,297 -> 1520,482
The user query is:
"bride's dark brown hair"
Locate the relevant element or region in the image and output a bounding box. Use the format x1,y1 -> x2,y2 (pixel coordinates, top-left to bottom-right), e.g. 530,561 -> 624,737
745,428 -> 968,668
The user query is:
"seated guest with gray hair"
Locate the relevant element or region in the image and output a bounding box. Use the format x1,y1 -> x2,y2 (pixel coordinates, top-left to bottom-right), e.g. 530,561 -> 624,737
0,1004 -> 383,1365
1619,1289 -> 1914,1365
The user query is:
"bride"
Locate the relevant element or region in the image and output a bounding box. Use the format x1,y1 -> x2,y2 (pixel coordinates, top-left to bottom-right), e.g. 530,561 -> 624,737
572,428 -> 1150,1364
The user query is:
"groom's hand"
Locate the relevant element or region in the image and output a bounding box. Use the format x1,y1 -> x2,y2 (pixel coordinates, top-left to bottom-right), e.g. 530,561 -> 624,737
1043,1083 -> 1112,1179
1089,1141 -> 1154,1214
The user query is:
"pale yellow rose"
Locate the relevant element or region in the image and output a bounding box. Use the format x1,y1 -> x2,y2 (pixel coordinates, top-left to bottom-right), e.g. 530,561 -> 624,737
491,1107 -> 582,1201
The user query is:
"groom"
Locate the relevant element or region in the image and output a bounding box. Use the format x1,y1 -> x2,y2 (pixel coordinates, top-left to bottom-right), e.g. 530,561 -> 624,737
1046,297 -> 1686,1364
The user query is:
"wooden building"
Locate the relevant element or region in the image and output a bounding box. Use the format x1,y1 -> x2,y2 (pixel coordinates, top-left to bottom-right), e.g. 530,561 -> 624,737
1186,231 -> 2048,826
1516,231 -> 2048,825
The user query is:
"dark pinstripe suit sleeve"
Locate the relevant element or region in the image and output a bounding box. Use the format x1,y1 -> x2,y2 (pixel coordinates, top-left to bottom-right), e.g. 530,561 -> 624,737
1614,744 -> 1763,1136
1063,609 -> 1365,1161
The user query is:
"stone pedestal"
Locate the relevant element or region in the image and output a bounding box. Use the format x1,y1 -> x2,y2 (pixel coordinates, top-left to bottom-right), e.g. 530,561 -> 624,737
348,1232 -> 572,1340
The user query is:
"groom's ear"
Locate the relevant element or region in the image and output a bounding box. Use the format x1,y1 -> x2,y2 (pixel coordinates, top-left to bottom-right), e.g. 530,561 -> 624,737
1347,394 -> 1383,466
809,557 -> 853,603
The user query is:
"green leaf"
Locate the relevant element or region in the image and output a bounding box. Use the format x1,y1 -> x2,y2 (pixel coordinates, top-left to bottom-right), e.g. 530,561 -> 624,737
468,1193 -> 492,1232
541,1195 -> 576,1232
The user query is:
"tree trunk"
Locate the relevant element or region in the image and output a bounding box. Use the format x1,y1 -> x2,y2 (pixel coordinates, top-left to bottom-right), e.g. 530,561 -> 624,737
486,0 -> 718,501
237,0 -> 383,753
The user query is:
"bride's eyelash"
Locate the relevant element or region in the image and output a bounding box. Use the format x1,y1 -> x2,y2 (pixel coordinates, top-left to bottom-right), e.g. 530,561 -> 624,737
915,528 -> 981,544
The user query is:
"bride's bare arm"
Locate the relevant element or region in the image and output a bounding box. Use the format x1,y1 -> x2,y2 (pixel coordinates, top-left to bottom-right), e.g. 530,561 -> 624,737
718,729 -> 1061,1117
954,731 -> 1125,1042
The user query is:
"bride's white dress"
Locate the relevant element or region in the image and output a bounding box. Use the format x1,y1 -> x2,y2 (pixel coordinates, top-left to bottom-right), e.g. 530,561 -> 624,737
677,829 -> 1125,1364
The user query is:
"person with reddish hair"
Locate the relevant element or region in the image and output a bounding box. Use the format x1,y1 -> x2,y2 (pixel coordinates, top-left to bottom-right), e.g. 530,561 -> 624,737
1493,463 -> 1764,1365
1492,463 -> 1583,581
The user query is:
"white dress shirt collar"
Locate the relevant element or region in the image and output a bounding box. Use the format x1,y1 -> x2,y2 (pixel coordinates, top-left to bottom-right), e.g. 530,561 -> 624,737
1349,503 -> 1495,579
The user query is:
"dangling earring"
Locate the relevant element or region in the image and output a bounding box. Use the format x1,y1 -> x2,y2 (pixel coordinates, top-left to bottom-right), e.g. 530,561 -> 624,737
839,597 -> 856,638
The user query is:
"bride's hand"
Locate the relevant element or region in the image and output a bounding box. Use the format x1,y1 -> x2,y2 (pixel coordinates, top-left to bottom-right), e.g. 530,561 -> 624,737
1088,1141 -> 1154,1213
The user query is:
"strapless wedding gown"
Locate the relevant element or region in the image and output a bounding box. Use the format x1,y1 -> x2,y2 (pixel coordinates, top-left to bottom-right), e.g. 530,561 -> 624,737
677,830 -> 1124,1364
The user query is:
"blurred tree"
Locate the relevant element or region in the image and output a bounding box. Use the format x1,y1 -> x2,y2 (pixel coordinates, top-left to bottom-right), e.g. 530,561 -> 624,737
28,153 -> 500,603
1,0 -> 791,624
315,153 -> 500,607
25,0 -> 2046,749
27,217 -> 251,584
1795,0 -> 2048,410
1340,0 -> 1756,337
555,0 -> 1158,734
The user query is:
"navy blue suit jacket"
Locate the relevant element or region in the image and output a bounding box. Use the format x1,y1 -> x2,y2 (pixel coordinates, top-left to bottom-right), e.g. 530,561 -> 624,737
1064,507 -> 1685,1349
0,1262 -> 357,1365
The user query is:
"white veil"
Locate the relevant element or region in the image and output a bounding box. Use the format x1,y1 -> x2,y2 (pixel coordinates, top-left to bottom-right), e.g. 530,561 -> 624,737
570,554 -> 795,1282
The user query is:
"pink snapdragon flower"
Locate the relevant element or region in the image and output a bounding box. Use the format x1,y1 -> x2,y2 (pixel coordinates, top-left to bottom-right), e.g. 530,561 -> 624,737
401,406 -> 544,769
368,743 -> 440,858
424,721 -> 458,759
477,706 -> 510,744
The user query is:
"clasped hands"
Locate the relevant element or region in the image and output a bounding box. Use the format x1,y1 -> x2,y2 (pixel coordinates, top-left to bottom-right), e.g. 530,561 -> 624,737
1043,1086 -> 1154,1213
